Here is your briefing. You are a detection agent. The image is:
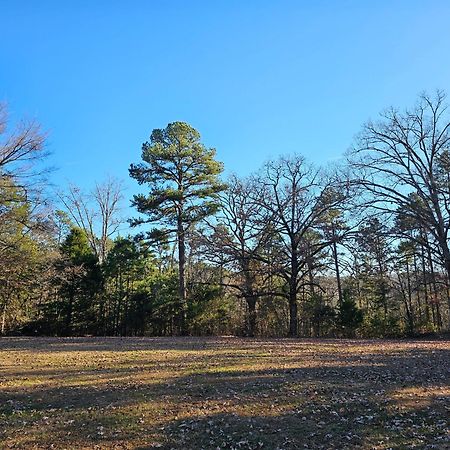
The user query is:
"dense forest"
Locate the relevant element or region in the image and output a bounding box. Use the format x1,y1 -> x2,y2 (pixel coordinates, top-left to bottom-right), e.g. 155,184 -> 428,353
1,92 -> 450,338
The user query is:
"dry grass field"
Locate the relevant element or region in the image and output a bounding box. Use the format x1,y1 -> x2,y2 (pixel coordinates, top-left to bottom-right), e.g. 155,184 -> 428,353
0,337 -> 449,449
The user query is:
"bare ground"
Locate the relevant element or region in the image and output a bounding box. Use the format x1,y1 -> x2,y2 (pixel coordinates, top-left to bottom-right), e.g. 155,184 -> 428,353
0,337 -> 449,449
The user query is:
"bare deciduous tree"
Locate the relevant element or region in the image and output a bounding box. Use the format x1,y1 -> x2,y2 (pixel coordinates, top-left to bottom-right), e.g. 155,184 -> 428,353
198,175 -> 273,336
257,155 -> 349,336
0,102 -> 47,185
58,177 -> 124,263
349,91 -> 450,320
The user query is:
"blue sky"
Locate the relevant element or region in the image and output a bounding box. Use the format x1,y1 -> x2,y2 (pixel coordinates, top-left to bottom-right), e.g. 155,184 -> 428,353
1,1 -> 450,207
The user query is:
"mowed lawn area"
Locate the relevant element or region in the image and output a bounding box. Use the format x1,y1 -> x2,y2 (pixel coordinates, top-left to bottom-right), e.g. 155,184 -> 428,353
0,337 -> 449,449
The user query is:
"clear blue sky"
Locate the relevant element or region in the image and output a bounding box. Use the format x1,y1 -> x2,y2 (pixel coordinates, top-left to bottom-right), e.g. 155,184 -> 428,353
1,1 -> 450,204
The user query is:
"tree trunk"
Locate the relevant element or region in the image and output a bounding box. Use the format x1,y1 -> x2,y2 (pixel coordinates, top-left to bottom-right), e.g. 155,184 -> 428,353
288,248 -> 299,337
288,285 -> 298,337
177,217 -> 187,335
420,244 -> 431,323
65,287 -> 74,336
305,251 -> 315,298
404,263 -> 414,334
426,244 -> 441,330
413,254 -> 423,320
245,295 -> 257,337
443,257 -> 450,330
377,259 -> 388,321
332,239 -> 343,307
243,259 -> 257,337
1,301 -> 7,335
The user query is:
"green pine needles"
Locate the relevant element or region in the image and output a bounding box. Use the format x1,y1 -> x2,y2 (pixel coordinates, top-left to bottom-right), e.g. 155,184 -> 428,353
129,122 -> 225,333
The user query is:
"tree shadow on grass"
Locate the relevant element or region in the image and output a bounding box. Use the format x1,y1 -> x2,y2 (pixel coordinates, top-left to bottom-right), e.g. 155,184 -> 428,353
1,336 -> 438,353
0,336 -> 233,353
0,342 -> 449,449
143,399 -> 449,450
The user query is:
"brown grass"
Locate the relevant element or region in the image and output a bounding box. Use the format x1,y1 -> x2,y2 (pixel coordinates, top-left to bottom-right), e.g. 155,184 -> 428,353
0,337 -> 449,449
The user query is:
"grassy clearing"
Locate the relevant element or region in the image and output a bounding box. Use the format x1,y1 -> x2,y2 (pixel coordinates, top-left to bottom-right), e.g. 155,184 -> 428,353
0,337 -> 448,449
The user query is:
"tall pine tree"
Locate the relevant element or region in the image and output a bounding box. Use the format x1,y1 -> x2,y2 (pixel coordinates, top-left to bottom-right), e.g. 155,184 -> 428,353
130,122 -> 224,333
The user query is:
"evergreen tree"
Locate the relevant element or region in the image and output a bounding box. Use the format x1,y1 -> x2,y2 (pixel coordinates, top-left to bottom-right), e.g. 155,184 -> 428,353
337,289 -> 363,337
58,227 -> 101,335
129,122 -> 225,333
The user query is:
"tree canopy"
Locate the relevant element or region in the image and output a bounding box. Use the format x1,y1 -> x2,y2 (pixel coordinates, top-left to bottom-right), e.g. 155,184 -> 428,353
2,94 -> 450,338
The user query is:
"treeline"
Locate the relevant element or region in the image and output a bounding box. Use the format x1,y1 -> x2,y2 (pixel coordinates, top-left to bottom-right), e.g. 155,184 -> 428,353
1,92 -> 450,338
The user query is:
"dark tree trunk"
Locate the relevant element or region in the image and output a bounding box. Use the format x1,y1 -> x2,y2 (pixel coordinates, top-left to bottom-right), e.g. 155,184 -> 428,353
426,244 -> 441,329
443,258 -> 450,330
288,285 -> 298,337
245,295 -> 257,337
177,216 -> 187,335
243,259 -> 257,337
1,301 -> 7,335
288,248 -> 299,337
420,244 -> 431,323
404,263 -> 415,334
65,287 -> 74,336
332,239 -> 343,307
413,254 -> 423,320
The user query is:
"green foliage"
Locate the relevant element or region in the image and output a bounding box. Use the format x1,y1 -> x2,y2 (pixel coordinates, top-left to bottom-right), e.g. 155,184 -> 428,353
303,293 -> 336,337
188,285 -> 237,336
0,177 -> 52,334
101,237 -> 150,335
52,227 -> 102,335
129,121 -> 226,334
104,237 -> 148,279
61,227 -> 96,265
129,121 -> 225,230
139,270 -> 180,335
337,289 -> 363,337
360,312 -> 401,338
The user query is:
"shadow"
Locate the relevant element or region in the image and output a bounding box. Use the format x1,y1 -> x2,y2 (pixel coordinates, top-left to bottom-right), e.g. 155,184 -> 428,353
0,338 -> 448,449
2,335 -> 440,353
